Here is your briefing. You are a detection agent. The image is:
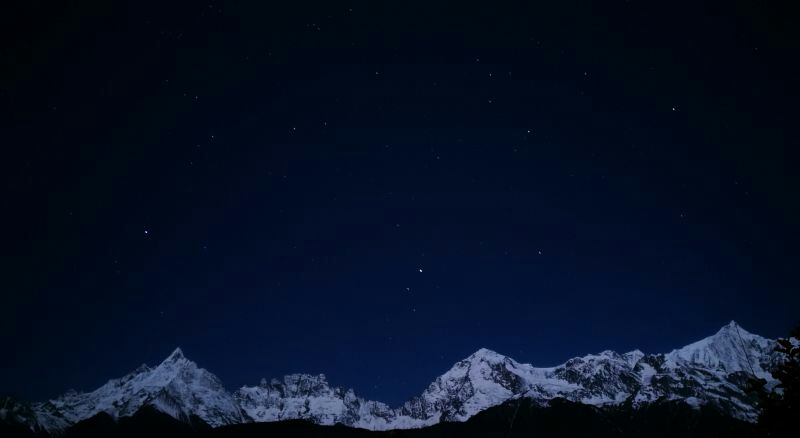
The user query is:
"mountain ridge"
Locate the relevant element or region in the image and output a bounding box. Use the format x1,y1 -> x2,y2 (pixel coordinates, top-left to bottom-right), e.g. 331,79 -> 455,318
1,321 -> 783,434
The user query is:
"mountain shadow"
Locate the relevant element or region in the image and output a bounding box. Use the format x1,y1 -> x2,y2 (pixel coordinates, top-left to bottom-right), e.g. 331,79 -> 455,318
59,405 -> 209,438
1,396 -> 766,437
202,398 -> 759,438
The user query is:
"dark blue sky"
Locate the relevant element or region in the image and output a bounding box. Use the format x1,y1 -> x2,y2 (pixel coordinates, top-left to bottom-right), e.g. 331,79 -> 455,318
2,0 -> 798,406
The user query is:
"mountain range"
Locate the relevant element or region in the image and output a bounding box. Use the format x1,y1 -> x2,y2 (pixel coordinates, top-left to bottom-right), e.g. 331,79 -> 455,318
0,321 -> 782,435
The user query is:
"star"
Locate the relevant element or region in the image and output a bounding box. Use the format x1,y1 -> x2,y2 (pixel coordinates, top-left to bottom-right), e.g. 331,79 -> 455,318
144,230 -> 150,235
418,268 -> 423,273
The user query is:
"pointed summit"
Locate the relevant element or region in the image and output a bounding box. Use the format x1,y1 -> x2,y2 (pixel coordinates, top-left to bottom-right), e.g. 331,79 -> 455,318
668,321 -> 770,374
720,320 -> 748,332
721,320 -> 740,331
163,347 -> 186,362
713,320 -> 757,340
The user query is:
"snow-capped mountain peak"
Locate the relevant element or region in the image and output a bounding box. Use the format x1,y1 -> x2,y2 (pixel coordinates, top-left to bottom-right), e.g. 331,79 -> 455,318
9,322 -> 788,434
622,349 -> 645,367
234,371 -> 392,428
27,348 -> 244,433
162,347 -> 187,364
394,347 -> 537,425
467,347 -> 506,361
666,320 -> 773,378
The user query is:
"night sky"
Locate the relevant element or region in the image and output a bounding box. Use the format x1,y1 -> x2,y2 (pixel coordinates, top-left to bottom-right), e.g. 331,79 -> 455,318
2,0 -> 799,406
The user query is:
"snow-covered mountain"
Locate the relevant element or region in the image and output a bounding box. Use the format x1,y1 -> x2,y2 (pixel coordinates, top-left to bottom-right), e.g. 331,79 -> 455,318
12,348 -> 245,433
4,321 -> 785,434
234,374 -> 398,430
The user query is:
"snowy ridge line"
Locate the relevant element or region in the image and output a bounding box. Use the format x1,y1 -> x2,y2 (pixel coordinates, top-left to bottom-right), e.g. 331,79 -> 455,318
1,321 -> 784,433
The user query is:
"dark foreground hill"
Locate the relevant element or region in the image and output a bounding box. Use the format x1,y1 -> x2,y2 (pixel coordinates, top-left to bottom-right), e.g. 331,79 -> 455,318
3,398 -> 763,438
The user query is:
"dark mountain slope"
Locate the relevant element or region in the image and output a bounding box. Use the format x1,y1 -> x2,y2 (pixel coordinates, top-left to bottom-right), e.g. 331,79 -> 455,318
201,398 -> 758,438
